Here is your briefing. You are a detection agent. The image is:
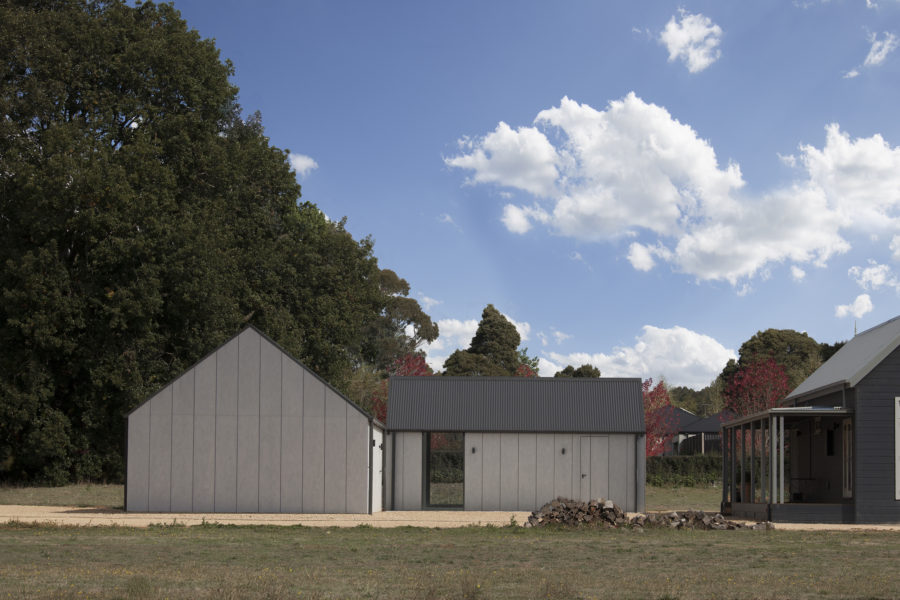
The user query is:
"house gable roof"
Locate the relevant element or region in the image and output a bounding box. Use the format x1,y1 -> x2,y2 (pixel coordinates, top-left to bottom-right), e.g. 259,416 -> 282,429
785,315 -> 900,402
386,376 -> 644,433
680,410 -> 734,433
127,325 -> 378,425
655,405 -> 699,431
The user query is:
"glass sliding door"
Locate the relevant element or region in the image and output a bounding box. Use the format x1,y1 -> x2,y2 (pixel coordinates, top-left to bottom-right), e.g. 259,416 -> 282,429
426,432 -> 464,507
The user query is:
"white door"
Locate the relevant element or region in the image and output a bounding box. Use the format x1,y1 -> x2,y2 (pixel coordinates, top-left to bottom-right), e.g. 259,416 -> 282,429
372,428 -> 384,512
842,418 -> 853,499
579,436 -> 609,502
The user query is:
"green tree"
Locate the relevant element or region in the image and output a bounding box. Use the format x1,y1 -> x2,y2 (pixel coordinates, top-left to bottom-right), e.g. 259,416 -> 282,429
554,364 -> 601,378
443,305 -> 536,376
819,340 -> 846,362
0,0 -> 431,483
668,384 -> 724,418
360,269 -> 438,373
728,329 -> 823,391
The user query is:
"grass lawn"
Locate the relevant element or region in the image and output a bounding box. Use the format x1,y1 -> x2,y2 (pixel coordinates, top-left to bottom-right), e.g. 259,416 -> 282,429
0,483 -> 123,509
0,484 -> 721,514
1,521 -> 899,599
645,484 -> 721,512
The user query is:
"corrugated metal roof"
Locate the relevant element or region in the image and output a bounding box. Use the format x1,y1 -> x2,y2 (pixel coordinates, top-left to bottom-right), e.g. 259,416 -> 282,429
786,315 -> 900,401
654,406 -> 699,431
387,376 -> 644,433
680,410 -> 734,433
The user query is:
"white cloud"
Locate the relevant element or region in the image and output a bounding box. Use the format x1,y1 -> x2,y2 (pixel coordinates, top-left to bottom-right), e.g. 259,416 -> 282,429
849,261 -> 890,289
444,123 -> 559,197
659,11 -> 723,73
502,312 -> 531,343
501,204 -> 548,234
448,94 -> 900,287
417,294 -> 442,310
427,318 -> 478,351
778,152 -> 798,167
538,356 -> 562,376
890,235 -> 900,261
538,332 -> 549,347
438,212 -> 463,233
628,243 -> 657,271
552,329 -> 571,345
417,318 -> 478,371
569,251 -> 592,270
848,260 -> 900,292
417,311 -> 531,371
288,153 -> 318,177
791,265 -> 807,281
846,32 -> 898,78
545,325 -> 736,389
863,32 -> 898,67
835,294 -> 874,318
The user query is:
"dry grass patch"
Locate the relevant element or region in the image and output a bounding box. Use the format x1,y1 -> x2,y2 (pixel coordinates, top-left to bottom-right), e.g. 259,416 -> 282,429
0,521 -> 898,599
645,484 -> 721,512
0,483 -> 123,508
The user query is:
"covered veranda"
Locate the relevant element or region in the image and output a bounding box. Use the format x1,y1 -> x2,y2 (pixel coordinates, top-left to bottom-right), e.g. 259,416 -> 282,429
721,406 -> 854,523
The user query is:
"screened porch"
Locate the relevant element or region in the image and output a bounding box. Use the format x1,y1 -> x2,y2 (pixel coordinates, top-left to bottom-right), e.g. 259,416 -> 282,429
721,407 -> 854,523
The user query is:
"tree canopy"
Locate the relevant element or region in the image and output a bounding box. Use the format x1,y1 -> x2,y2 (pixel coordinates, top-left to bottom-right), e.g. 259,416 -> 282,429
554,364 -> 601,378
0,0 -> 435,483
724,328 -> 823,391
724,358 -> 790,417
643,379 -> 675,457
443,305 -> 537,376
669,328 -> 847,418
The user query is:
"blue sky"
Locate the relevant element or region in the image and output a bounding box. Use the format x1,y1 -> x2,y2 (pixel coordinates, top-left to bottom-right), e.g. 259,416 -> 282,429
175,0 -> 900,389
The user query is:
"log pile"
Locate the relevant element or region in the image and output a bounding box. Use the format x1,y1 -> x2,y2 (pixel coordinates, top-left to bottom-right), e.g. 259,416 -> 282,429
523,497 -> 771,531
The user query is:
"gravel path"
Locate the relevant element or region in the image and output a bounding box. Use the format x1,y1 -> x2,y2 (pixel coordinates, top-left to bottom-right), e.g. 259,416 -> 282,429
1,505 -> 897,530
0,505 -> 530,528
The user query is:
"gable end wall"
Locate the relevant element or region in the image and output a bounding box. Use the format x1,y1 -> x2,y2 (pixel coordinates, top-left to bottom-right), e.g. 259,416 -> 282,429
854,345 -> 900,523
126,328 -> 372,514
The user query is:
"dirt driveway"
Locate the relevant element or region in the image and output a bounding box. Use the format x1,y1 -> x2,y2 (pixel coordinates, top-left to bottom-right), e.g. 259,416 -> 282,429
2,505 -> 898,530
0,505 -> 530,528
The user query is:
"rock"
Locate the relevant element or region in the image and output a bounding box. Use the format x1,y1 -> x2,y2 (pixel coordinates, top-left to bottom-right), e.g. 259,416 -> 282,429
522,498 -> 766,531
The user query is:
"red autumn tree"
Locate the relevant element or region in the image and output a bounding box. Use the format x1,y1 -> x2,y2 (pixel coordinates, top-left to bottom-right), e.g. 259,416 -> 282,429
390,353 -> 432,378
724,357 -> 790,417
367,353 -> 433,422
643,378 -> 676,457
514,363 -> 537,377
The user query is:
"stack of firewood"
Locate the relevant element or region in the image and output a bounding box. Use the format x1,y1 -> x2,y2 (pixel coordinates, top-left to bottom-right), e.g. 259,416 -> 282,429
523,497 -> 770,530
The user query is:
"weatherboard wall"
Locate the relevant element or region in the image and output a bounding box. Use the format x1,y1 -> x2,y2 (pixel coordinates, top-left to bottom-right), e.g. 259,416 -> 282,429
126,327 -> 375,514
853,345 -> 900,523
463,433 -> 641,512
390,431 -> 424,510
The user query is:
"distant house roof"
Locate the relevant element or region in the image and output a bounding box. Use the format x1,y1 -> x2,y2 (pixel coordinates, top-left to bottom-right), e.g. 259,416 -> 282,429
387,376 -> 644,433
680,410 -> 734,434
785,315 -> 900,402
655,406 -> 699,431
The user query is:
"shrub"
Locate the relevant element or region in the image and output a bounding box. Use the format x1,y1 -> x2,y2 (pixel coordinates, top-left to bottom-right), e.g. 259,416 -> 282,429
646,455 -> 721,487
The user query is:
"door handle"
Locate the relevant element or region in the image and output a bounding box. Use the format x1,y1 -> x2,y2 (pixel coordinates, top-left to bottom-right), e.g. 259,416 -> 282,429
581,474 -> 586,479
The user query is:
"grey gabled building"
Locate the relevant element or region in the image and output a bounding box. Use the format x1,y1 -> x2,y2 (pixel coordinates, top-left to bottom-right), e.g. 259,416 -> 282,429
126,326 -> 384,514
722,315 -> 900,523
126,327 -> 645,515
386,376 -> 646,512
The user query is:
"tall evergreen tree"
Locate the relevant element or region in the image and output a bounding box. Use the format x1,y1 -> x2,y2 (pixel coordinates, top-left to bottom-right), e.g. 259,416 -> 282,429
0,0 -> 434,483
443,305 -> 535,376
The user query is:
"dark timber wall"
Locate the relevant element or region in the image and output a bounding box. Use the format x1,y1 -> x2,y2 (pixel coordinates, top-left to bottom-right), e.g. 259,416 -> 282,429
854,345 -> 900,523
